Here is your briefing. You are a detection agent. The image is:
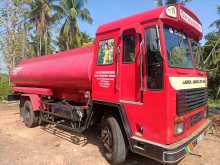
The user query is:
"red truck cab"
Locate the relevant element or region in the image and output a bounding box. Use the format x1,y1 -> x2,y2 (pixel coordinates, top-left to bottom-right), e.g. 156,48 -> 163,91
10,4 -> 211,164
91,4 -> 210,163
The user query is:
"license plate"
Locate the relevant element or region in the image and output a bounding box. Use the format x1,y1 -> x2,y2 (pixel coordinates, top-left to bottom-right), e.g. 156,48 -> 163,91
197,132 -> 204,143
184,132 -> 204,153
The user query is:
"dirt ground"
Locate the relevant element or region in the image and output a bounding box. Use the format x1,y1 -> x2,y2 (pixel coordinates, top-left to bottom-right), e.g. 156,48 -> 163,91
0,102 -> 220,165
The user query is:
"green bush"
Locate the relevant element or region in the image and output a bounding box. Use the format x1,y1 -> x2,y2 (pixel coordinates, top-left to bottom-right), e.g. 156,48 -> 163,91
0,74 -> 10,100
208,98 -> 220,109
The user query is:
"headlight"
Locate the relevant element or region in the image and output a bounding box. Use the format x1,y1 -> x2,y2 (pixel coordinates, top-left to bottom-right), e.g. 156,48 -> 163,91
175,122 -> 184,135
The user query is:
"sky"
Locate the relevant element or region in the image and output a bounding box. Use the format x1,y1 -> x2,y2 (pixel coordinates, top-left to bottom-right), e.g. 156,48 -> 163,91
0,0 -> 219,73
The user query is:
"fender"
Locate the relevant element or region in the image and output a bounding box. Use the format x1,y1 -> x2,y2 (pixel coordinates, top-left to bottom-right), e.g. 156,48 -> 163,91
21,94 -> 41,111
92,101 -> 132,142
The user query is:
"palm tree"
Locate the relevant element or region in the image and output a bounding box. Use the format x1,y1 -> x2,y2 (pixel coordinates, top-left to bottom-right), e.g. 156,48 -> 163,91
54,0 -> 93,50
204,6 -> 220,99
80,32 -> 94,46
202,32 -> 220,100
25,0 -> 55,56
210,6 -> 220,32
154,0 -> 192,6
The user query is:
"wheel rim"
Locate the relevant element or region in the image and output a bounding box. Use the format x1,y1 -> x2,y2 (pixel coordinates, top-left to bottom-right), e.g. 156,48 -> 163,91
101,126 -> 113,155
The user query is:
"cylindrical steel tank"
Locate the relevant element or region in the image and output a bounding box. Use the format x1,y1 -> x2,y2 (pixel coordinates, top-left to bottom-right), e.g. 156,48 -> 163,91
10,46 -> 94,91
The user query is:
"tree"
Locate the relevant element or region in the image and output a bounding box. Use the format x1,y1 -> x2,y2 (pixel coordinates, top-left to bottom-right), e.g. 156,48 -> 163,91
24,0 -> 55,56
202,32 -> 220,100
202,5 -> 220,100
210,6 -> 220,32
0,0 -> 28,71
80,32 -> 94,46
154,0 -> 192,6
193,33 -> 220,101
1,0 -> 94,60
54,0 -> 93,50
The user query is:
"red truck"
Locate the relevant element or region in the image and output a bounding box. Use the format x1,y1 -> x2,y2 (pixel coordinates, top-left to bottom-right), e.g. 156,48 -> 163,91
9,4 -> 211,164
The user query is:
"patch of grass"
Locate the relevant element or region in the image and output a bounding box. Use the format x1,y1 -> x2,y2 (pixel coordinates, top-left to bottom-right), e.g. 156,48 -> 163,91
209,98 -> 220,109
0,74 -> 10,100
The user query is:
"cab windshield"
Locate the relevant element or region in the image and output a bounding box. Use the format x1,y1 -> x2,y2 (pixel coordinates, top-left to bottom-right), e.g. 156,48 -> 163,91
164,26 -> 193,69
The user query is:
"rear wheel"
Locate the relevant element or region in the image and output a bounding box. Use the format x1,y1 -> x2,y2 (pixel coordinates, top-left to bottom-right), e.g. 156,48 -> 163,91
21,100 -> 39,128
101,116 -> 127,165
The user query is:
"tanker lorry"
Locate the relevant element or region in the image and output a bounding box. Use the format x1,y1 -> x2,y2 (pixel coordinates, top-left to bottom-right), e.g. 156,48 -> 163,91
9,4 -> 211,164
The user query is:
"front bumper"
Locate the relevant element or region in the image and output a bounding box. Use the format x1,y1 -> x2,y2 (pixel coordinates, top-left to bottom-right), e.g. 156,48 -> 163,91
130,120 -> 211,164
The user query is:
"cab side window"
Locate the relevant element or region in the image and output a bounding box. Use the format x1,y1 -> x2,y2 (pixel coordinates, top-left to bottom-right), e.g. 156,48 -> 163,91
97,39 -> 114,65
123,35 -> 135,63
145,27 -> 163,90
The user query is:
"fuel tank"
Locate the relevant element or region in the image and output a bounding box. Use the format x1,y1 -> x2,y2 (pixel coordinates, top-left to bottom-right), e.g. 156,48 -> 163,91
10,45 -> 94,93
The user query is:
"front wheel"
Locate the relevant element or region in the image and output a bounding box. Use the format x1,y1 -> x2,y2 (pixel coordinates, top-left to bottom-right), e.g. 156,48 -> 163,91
101,116 -> 127,165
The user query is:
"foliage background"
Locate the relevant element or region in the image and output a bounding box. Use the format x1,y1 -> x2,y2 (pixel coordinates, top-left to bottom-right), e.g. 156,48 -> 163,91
0,74 -> 10,100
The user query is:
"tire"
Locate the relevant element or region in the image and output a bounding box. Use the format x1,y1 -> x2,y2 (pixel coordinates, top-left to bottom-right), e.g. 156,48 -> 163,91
101,116 -> 127,165
21,100 -> 39,128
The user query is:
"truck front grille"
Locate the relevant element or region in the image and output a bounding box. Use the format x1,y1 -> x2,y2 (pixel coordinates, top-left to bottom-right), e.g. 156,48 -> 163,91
176,88 -> 208,115
190,111 -> 204,126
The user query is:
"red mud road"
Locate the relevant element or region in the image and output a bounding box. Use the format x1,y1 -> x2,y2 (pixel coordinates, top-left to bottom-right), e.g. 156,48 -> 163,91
0,102 -> 220,165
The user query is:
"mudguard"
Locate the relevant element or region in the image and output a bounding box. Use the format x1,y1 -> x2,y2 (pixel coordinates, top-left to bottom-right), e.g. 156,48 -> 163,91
21,94 -> 41,111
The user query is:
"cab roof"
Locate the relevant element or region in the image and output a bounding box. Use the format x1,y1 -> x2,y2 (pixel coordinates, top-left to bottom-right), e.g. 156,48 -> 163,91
96,4 -> 202,39
96,6 -> 164,35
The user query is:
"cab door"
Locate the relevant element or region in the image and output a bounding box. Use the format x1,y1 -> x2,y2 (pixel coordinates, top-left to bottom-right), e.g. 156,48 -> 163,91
92,31 -> 120,102
120,29 -> 141,102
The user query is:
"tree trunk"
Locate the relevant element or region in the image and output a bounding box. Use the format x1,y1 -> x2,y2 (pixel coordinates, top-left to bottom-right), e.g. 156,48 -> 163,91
37,36 -> 40,56
39,36 -> 42,56
22,22 -> 27,59
66,41 -> 69,50
45,28 -> 48,55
